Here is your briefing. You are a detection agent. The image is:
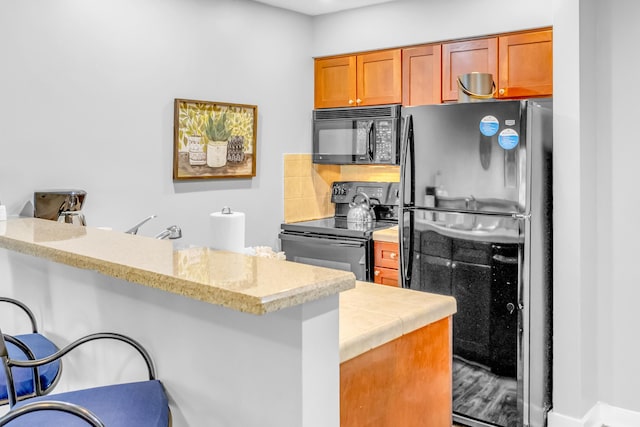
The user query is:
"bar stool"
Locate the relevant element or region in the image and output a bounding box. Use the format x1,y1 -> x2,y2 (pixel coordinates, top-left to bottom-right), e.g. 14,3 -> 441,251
0,329 -> 171,426
0,298 -> 61,405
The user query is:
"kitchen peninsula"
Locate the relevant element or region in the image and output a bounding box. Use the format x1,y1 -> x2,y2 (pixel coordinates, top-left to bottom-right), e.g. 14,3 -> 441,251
0,218 -> 455,426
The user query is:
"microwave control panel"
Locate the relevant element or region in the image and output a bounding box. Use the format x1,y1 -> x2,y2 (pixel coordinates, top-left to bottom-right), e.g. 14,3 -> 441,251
374,119 -> 394,162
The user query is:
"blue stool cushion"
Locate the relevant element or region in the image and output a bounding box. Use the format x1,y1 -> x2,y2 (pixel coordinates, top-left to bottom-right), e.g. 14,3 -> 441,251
0,333 -> 60,401
9,380 -> 169,427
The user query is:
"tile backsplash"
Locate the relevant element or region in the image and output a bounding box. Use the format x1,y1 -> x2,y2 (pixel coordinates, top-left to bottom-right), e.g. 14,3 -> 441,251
283,154 -> 400,223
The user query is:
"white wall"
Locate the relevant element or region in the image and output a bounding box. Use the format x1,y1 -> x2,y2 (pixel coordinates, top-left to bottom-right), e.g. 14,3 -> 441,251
312,0 -> 553,56
0,0 -> 313,249
599,0 -> 640,413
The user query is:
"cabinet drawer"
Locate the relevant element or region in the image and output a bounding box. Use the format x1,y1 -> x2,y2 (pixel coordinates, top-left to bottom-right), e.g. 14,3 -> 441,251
373,266 -> 400,287
374,241 -> 399,269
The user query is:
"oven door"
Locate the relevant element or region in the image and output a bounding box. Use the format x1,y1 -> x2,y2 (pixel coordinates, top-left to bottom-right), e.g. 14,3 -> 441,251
279,232 -> 371,281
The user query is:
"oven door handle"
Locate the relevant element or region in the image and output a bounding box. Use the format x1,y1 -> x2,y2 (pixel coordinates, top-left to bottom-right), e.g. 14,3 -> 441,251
279,233 -> 366,248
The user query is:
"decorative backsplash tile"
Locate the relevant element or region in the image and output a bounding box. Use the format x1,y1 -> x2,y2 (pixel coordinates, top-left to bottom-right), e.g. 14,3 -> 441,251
283,154 -> 400,223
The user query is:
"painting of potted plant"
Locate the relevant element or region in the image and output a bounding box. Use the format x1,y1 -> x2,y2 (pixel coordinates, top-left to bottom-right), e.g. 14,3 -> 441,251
173,99 -> 257,180
204,111 -> 231,168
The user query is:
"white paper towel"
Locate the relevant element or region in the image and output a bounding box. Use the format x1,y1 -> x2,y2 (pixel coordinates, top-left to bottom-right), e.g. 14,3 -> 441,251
209,207 -> 245,253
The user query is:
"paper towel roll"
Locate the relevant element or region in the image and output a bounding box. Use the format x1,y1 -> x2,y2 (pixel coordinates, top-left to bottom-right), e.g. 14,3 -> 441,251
209,207 -> 245,253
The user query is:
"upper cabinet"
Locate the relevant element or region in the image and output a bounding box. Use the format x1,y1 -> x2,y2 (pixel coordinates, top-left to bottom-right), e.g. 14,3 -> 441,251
314,49 -> 402,109
314,27 -> 552,108
497,29 -> 553,98
402,44 -> 442,106
442,38 -> 498,102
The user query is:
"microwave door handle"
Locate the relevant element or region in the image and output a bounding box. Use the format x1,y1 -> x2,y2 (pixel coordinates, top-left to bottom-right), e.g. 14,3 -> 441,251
368,121 -> 375,162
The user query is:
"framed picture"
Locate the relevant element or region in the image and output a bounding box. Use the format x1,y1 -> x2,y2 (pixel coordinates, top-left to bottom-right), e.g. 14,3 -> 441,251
173,98 -> 257,180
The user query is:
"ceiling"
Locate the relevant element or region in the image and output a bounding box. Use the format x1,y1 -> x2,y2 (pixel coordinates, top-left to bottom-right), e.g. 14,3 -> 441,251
251,0 -> 399,16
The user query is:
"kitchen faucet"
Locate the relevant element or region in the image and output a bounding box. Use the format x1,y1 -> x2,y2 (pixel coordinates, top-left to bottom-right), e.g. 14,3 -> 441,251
125,215 -> 157,235
154,225 -> 182,240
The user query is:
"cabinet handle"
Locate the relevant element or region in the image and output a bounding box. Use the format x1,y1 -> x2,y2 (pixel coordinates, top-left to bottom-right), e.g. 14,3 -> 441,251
507,302 -> 515,314
356,98 -> 362,104
389,252 -> 397,259
451,262 -> 457,269
499,88 -> 505,96
374,270 -> 380,276
348,99 -> 355,105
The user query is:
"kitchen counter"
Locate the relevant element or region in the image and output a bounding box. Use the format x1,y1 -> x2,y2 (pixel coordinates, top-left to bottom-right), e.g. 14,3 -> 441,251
340,281 -> 456,362
372,225 -> 399,243
0,217 -> 355,315
0,217 -> 454,426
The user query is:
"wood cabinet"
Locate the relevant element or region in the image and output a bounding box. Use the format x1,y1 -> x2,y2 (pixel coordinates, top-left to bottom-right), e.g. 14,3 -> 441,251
373,241 -> 399,287
442,38 -> 498,102
341,316 -> 452,427
402,44 -> 442,106
315,27 -> 552,108
314,49 -> 402,109
498,28 -> 553,98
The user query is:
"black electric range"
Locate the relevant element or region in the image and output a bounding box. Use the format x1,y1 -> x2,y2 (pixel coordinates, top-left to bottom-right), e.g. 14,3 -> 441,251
279,181 -> 399,281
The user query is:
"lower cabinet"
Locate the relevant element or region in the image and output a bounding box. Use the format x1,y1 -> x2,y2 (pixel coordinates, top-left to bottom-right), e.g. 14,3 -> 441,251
341,316 -> 452,427
373,241 -> 400,287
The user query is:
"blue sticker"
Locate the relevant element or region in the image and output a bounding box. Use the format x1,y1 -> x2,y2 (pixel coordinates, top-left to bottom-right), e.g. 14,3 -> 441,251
498,129 -> 519,150
479,115 -> 500,136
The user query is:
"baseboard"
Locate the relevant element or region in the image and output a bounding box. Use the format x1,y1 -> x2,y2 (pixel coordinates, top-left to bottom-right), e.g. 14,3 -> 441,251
548,402 -> 640,427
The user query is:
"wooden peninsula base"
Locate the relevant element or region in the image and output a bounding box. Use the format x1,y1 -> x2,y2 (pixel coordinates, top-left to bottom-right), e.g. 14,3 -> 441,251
339,282 -> 455,427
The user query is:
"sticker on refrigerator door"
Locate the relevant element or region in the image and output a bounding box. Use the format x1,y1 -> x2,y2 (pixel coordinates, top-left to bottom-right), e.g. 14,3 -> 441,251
498,128 -> 519,150
479,115 -> 500,136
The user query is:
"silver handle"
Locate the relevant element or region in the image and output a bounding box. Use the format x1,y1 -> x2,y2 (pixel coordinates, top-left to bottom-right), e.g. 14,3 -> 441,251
507,302 -> 515,314
512,212 -> 531,220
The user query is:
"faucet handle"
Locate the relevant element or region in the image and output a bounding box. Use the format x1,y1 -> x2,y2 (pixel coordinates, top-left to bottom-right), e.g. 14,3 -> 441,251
125,215 -> 157,235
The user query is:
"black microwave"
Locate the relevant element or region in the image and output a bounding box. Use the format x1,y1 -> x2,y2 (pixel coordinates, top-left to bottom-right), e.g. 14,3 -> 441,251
312,104 -> 402,165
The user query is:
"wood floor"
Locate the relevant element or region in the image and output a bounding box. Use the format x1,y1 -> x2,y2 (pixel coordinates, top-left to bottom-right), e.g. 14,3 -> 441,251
451,356 -> 519,427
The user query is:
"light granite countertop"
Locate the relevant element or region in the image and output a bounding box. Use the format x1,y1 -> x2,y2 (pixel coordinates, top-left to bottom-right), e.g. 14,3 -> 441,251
0,218 -> 456,361
372,225 -> 399,243
339,281 -> 456,362
0,218 -> 355,315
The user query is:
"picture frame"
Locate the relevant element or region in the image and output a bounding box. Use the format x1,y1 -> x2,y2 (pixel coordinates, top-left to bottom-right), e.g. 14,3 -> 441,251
173,98 -> 257,180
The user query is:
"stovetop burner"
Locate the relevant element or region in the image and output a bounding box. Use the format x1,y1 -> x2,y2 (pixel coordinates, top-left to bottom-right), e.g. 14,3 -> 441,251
281,181 -> 399,239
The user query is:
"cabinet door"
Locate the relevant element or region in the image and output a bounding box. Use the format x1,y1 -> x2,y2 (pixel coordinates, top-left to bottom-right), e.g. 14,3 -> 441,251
402,44 -> 442,106
374,241 -> 399,269
314,56 -> 357,109
373,266 -> 400,287
451,261 -> 492,366
442,38 -> 498,102
498,29 -> 553,98
356,49 -> 402,106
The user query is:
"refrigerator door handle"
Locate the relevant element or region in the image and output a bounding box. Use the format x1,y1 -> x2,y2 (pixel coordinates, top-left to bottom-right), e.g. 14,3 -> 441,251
512,212 -> 531,220
399,114 -> 414,207
398,209 -> 414,288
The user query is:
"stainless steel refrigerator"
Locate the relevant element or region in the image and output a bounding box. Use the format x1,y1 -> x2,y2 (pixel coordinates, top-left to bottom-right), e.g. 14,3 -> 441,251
398,99 -> 552,427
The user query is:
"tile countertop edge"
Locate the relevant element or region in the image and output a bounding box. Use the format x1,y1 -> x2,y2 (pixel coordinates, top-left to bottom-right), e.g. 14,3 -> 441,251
339,281 -> 457,363
372,225 -> 399,243
0,218 -> 356,316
